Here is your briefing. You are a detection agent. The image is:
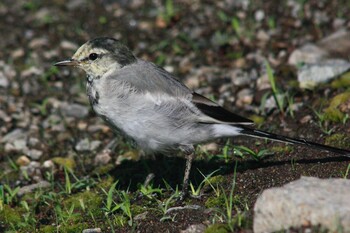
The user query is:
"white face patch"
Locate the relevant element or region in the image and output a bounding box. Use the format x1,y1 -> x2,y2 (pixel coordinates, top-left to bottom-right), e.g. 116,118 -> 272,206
71,43 -> 114,76
72,43 -> 109,62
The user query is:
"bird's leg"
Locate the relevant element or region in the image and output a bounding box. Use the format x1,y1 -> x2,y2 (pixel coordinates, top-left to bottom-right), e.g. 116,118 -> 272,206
180,150 -> 195,200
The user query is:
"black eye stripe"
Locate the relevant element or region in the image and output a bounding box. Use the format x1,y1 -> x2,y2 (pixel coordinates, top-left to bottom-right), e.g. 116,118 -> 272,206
81,57 -> 89,62
80,53 -> 104,62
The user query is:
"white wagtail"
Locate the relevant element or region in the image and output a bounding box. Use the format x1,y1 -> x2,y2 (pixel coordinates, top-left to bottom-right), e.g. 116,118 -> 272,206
55,37 -> 350,198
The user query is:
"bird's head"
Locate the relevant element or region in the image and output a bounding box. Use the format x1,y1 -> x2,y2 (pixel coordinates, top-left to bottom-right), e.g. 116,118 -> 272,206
55,37 -> 136,76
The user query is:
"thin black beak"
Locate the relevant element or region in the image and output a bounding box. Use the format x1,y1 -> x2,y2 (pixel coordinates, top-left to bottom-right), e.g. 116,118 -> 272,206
54,59 -> 79,66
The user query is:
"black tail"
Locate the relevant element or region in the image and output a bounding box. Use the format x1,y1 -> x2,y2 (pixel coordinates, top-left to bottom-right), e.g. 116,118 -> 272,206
240,127 -> 350,157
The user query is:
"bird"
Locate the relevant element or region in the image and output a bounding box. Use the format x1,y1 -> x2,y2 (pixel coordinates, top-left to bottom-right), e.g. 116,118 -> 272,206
55,37 -> 350,198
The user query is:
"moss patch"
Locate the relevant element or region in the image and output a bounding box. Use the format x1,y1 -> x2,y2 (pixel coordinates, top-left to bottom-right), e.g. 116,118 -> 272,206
63,190 -> 104,217
0,205 -> 22,225
39,225 -> 56,233
249,115 -> 265,126
271,145 -> 293,153
131,204 -> 147,216
52,157 -> 76,170
205,223 -> 230,233
205,175 -> 225,187
331,72 -> 350,88
325,133 -> 350,148
92,164 -> 114,175
205,193 -> 226,209
97,176 -> 114,190
59,222 -> 88,232
323,92 -> 350,122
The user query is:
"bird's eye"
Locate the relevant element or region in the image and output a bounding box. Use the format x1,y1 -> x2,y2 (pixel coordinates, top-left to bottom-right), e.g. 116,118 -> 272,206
89,53 -> 98,61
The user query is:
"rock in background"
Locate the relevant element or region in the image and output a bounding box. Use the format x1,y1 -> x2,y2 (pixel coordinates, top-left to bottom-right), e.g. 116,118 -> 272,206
254,176 -> 350,232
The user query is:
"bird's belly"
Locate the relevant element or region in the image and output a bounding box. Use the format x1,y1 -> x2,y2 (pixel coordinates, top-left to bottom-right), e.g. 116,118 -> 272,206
93,102 -> 210,152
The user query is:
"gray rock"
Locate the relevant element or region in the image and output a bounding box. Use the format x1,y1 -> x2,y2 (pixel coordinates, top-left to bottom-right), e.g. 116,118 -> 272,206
11,48 -> 25,59
0,110 -> 11,122
82,228 -> 101,233
26,149 -> 43,160
28,137 -> 40,147
134,211 -> 148,221
60,40 -> 78,51
94,149 -> 112,165
90,140 -> 102,151
42,160 -> 55,170
1,129 -> 27,143
13,139 -> 28,151
21,79 -> 40,95
75,138 -> 90,151
254,10 -> 265,22
67,0 -> 86,10
42,114 -> 64,131
256,29 -> 270,42
254,176 -> 350,233
60,102 -> 89,119
256,73 -> 271,90
0,61 -> 16,81
17,181 -> 51,196
288,43 -> 328,65
298,59 -> 350,89
0,71 -> 9,87
236,88 -> 253,107
180,224 -> 206,233
43,49 -> 58,60
28,37 -> 48,49
20,66 -> 43,78
263,94 -> 286,112
87,124 -> 109,133
166,205 -> 203,214
318,29 -> 350,57
332,18 -> 346,29
4,142 -> 15,152
75,138 -> 101,152
229,69 -> 256,87
289,30 -> 350,66
19,161 -> 43,182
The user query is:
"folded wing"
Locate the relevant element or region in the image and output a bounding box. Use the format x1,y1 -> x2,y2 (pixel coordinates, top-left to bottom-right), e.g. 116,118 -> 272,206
192,92 -> 254,125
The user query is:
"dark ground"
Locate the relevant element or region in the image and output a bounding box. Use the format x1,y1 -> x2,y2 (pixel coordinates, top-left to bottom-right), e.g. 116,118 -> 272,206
1,0 -> 350,232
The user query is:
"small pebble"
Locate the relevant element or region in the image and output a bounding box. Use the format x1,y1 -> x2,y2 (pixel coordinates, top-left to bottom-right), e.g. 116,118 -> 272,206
75,138 -> 90,151
26,149 -> 43,160
21,66 -> 43,78
255,9 -> 265,22
1,129 -> 27,143
11,48 -> 25,59
82,228 -> 102,233
299,115 -> 312,124
94,149 -> 112,165
16,155 -> 31,167
60,40 -> 78,50
0,72 -> 9,88
134,211 -> 148,221
90,140 -> 102,151
180,224 -> 206,233
17,181 -> 51,196
199,142 -> 218,152
60,102 -> 89,119
43,160 -> 55,169
20,161 -> 41,179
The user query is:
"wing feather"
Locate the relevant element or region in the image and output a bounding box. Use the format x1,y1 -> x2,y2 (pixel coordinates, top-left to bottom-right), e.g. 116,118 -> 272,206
192,93 -> 254,125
